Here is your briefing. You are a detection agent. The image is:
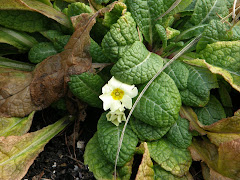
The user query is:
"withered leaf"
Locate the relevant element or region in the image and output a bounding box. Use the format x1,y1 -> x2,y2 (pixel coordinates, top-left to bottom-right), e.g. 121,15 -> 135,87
0,111 -> 35,137
0,13 -> 96,117
135,142 -> 154,180
0,115 -> 73,180
189,137 -> 240,180
0,68 -> 39,117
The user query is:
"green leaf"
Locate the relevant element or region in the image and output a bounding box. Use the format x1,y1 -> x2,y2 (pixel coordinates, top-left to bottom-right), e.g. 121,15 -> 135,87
130,117 -> 170,141
0,115 -> 74,180
166,116 -> 192,149
90,38 -> 110,63
127,0 -> 176,45
197,41 -> 240,92
196,20 -> 235,52
135,142 -> 154,179
170,0 -> 193,14
0,112 -> 35,137
53,0 -> 69,12
103,2 -> 127,28
166,27 -> 180,40
111,41 -> 163,84
0,26 -> 38,52
68,72 -> 106,108
176,0 -> 228,40
0,10 -> 56,32
193,95 -> 226,126
147,139 -> 192,176
155,24 -> 167,48
180,63 -> 218,107
102,12 -> 140,62
84,133 -> 133,180
0,0 -> 71,28
97,113 -> 138,166
0,56 -> 34,71
64,2 -> 92,17
154,165 -> 191,179
84,133 -> 115,179
28,42 -> 58,64
40,30 -> 70,52
94,0 -> 111,5
164,60 -> 189,91
133,72 -> 181,128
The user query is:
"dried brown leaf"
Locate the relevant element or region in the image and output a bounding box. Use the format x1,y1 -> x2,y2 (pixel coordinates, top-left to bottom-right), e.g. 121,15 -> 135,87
0,14 -> 96,117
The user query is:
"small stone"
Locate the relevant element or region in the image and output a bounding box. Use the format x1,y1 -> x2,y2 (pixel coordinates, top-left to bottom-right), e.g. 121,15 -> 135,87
77,141 -> 85,149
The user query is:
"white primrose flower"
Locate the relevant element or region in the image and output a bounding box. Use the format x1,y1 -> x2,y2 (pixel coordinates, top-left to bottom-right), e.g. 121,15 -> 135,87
106,109 -> 126,126
99,77 -> 138,112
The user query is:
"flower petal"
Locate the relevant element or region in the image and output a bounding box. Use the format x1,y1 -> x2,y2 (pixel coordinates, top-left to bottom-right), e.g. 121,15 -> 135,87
108,76 -> 123,89
120,84 -> 138,98
102,84 -> 112,94
110,100 -> 122,112
99,94 -> 112,111
121,95 -> 132,109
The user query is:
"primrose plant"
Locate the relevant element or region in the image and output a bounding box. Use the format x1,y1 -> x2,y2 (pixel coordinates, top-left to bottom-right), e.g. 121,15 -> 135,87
99,76 -> 138,126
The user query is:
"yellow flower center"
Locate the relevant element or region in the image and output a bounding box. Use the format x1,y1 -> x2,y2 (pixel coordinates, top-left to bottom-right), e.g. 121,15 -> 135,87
111,88 -> 124,100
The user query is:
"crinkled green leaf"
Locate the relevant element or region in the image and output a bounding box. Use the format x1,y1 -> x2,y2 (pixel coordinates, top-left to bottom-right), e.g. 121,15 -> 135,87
28,42 -> 58,64
0,0 -> 71,28
130,117 -> 170,141
166,27 -> 180,40
84,133 -> 115,179
147,139 -> 192,176
53,0 -> 69,12
127,0 -> 176,45
84,133 -> 133,180
0,26 -> 38,52
133,72 -> 181,128
135,142 -> 154,180
102,12 -> 140,62
111,41 -> 163,84
0,115 -> 73,180
94,0 -> 111,5
176,0 -> 228,40
97,113 -> 138,166
197,41 -> 240,92
193,95 -> 226,126
90,38 -> 110,63
180,63 -> 218,107
164,60 -> 189,91
0,10 -> 56,32
64,2 -> 92,17
155,24 -> 167,48
68,72 -> 105,108
103,2 -> 127,28
218,81 -> 233,116
40,30 -> 70,52
154,165 -> 192,179
52,35 -> 71,52
0,112 -> 35,137
196,20 -> 236,52
167,116 -> 192,149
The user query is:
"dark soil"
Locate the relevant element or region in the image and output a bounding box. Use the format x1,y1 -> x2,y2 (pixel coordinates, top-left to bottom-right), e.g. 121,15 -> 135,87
23,106 -> 101,180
